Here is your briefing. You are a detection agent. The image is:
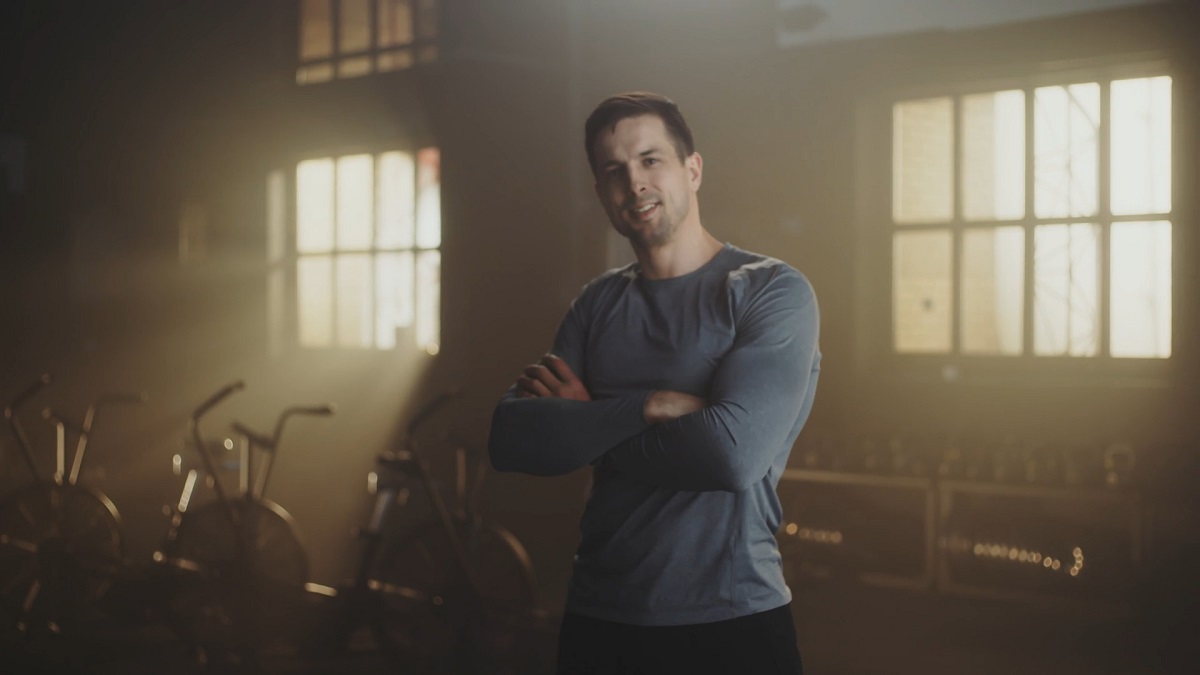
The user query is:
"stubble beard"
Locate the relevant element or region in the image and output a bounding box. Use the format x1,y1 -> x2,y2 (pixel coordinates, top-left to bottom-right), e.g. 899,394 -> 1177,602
619,199 -> 686,251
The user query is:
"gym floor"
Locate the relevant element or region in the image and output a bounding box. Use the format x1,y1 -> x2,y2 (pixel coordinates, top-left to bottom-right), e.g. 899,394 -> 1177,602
3,576 -> 1192,675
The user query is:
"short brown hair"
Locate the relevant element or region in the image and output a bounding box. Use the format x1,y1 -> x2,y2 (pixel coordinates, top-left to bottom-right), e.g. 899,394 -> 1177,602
584,92 -> 695,176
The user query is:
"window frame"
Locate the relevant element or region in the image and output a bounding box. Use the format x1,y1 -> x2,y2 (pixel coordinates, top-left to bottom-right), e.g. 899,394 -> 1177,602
856,57 -> 1181,387
268,144 -> 442,355
295,0 -> 440,85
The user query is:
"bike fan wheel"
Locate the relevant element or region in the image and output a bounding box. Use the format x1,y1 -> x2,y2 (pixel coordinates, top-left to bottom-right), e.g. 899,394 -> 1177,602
0,482 -> 123,637
369,516 -> 536,672
162,498 -> 308,660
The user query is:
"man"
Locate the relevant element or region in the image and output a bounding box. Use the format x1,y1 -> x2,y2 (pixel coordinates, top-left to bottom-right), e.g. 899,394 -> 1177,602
488,92 -> 819,674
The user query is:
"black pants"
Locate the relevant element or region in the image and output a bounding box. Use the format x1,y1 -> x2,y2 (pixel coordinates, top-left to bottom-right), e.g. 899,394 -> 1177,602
557,604 -> 804,675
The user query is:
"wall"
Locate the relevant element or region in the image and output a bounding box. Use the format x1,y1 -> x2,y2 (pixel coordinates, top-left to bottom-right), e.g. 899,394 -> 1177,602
1,0 -> 1196,601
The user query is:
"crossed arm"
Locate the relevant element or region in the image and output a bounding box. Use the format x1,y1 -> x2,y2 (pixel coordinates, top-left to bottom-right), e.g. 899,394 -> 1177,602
516,355 -> 705,424
485,354 -> 702,477
488,273 -> 819,492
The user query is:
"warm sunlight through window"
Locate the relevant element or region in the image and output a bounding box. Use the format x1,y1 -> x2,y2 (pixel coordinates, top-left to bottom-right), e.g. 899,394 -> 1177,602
283,149 -> 441,352
891,72 -> 1172,361
296,0 -> 439,84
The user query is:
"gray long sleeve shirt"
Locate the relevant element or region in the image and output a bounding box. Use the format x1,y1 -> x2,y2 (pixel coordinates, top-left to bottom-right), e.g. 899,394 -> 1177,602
488,243 -> 821,625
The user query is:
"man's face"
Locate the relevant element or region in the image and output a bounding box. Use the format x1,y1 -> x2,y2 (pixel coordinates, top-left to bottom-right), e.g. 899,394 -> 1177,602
592,114 -> 702,250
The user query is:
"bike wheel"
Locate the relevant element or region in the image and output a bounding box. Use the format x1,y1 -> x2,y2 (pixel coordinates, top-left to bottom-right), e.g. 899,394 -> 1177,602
369,516 -> 536,672
0,482 -> 123,637
161,498 -> 308,660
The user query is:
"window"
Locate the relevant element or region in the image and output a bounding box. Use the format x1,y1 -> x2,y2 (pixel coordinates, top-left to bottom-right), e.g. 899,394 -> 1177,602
269,149 -> 441,353
296,0 -> 439,84
890,70 -> 1172,361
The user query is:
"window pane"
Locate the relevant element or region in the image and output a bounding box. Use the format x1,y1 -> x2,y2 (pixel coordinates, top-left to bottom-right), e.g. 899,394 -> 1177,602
1111,221 -> 1171,358
268,268 -> 285,358
416,147 -> 441,249
378,49 -> 415,72
297,158 -> 334,253
962,90 -> 1024,221
893,98 -> 953,224
267,170 -> 287,358
267,170 -> 286,263
377,151 -> 415,248
416,0 -> 439,40
961,227 -> 1024,355
376,252 -> 415,349
299,0 -> 333,60
1034,224 -> 1099,356
379,0 -> 414,48
894,230 -> 952,353
1034,83 -> 1100,218
298,256 -> 333,348
337,254 -> 373,349
336,154 -> 373,250
296,63 -> 334,85
340,0 -> 371,53
1111,76 -> 1172,216
416,250 -> 440,354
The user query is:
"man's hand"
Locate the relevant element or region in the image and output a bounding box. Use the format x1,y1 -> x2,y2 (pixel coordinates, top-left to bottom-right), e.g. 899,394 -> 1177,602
516,353 -> 591,401
643,390 -> 706,424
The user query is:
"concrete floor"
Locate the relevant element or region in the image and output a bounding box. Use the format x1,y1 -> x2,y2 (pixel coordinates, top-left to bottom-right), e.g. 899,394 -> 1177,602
3,575 -> 1193,675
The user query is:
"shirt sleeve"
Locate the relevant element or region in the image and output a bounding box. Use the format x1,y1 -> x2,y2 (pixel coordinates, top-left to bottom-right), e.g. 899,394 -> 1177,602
603,269 -> 820,492
487,285 -> 651,477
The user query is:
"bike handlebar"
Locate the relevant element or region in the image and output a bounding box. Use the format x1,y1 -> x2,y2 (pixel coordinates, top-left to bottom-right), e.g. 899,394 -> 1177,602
189,381 -> 245,507
249,403 -> 335,499
268,404 -> 337,446
5,374 -> 52,480
82,391 -> 147,433
40,389 -> 147,486
42,407 -> 85,432
4,373 -> 52,420
192,380 -> 246,423
290,404 -> 336,418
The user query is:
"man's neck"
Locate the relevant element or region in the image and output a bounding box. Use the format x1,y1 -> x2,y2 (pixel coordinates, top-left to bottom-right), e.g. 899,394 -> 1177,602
633,228 -> 724,280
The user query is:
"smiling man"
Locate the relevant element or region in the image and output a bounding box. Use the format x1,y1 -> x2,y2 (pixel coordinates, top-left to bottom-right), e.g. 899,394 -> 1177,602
489,92 -> 820,674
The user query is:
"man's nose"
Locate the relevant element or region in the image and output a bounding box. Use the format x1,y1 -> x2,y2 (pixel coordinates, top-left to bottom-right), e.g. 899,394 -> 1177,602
628,167 -> 649,192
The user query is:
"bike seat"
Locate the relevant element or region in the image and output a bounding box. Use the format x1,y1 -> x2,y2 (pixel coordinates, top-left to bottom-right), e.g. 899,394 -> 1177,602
376,450 -> 422,472
231,421 -> 275,451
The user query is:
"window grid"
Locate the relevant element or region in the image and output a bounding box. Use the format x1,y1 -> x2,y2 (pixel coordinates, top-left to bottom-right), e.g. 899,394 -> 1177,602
296,0 -> 439,85
890,69 -> 1172,362
292,150 -> 440,352
951,95 -> 963,354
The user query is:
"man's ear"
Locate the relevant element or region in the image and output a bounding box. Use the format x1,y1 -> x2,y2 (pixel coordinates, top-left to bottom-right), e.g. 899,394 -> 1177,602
687,152 -> 703,190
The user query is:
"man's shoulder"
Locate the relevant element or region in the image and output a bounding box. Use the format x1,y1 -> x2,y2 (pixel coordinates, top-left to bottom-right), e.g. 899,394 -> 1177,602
572,261 -> 638,305
722,245 -> 814,299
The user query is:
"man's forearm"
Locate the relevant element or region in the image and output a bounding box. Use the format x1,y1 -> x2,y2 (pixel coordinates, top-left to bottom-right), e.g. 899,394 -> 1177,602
488,389 -> 651,476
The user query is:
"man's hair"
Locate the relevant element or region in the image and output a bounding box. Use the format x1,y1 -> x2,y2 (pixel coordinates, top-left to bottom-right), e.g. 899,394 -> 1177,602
584,92 -> 695,176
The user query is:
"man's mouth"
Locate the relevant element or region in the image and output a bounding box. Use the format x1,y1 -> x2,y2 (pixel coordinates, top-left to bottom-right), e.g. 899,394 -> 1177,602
630,202 -> 659,219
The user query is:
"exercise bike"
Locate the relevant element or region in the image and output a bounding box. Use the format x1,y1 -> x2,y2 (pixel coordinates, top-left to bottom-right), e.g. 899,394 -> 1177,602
310,389 -> 544,674
154,380 -> 333,666
0,374 -> 143,653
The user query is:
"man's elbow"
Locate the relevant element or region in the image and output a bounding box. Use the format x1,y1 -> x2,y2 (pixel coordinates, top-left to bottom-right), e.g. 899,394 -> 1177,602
712,453 -> 767,492
487,427 -> 534,474
487,408 -> 519,473
488,442 -> 515,473
487,436 -> 573,477
487,441 -> 534,474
